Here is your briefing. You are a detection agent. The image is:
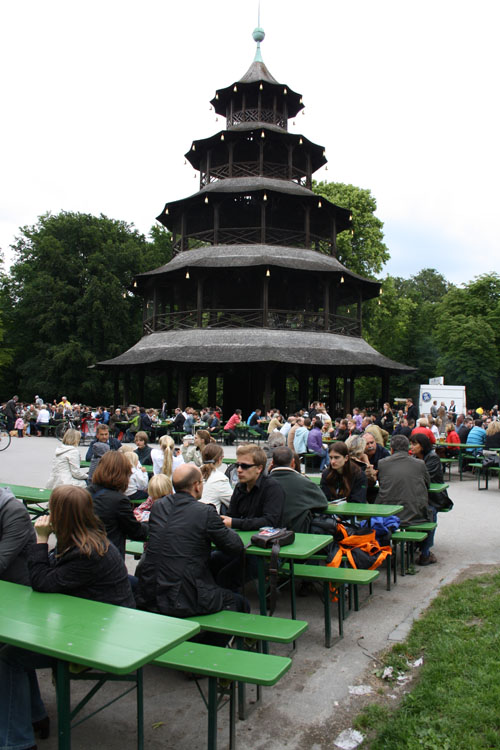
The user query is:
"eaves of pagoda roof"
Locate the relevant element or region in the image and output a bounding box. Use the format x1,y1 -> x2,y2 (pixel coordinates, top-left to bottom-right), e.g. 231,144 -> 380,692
134,244 -> 380,301
96,328 -> 414,373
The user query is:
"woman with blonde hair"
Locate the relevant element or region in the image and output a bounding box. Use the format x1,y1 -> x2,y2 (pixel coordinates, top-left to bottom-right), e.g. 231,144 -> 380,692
46,428 -> 88,489
345,434 -> 370,471
123,451 -> 149,500
133,474 -> 173,522
150,434 -> 184,476
200,443 -> 232,513
485,419 -> 500,449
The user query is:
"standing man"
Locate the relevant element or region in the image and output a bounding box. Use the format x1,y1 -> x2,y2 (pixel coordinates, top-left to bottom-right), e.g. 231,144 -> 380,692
136,464 -> 248,623
406,398 -> 419,423
4,396 -> 19,432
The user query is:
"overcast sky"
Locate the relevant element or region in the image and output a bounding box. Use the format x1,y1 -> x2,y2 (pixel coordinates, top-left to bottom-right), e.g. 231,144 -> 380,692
1,0 -> 498,284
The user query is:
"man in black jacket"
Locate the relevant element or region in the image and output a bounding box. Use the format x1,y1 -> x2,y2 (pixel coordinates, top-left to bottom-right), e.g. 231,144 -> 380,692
214,444 -> 285,590
135,464 -> 247,620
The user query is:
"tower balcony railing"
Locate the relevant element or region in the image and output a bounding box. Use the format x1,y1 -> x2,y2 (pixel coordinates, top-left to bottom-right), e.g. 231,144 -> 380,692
143,308 -> 361,337
173,226 -> 330,253
228,109 -> 287,129
200,160 -> 307,186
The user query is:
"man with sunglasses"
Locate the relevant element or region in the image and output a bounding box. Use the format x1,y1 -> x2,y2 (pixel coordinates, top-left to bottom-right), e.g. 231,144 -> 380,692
213,445 -> 284,591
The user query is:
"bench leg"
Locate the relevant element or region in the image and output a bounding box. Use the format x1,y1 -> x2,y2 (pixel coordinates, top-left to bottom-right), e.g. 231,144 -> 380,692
323,581 -> 332,647
55,660 -> 72,750
136,667 -> 144,750
207,677 -> 218,750
256,558 -> 267,616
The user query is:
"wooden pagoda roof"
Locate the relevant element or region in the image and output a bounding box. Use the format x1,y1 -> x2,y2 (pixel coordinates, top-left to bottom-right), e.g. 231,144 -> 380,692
97,328 -> 414,373
210,60 -> 303,120
185,129 -> 326,172
135,244 -> 380,300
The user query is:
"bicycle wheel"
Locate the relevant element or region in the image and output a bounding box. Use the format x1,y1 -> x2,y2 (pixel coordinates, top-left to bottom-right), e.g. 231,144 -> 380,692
0,429 -> 11,451
55,421 -> 69,441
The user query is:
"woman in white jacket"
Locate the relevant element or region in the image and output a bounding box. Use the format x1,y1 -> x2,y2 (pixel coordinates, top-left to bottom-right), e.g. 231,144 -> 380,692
123,451 -> 149,501
199,443 -> 232,513
46,429 -> 88,489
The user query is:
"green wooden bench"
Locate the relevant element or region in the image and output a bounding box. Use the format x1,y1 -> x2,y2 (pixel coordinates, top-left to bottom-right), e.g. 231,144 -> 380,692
440,457 -> 459,480
187,611 -> 307,719
154,642 -> 291,750
391,530 -> 427,578
126,541 -> 145,558
280,562 -> 379,647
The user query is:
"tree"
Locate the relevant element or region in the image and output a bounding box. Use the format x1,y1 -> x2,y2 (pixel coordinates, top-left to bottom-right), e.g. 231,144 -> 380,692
5,212 -> 172,403
433,273 -> 500,406
312,181 -> 389,277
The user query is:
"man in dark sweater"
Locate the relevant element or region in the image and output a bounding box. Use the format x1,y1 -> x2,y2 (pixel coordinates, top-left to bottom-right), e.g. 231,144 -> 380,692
269,446 -> 327,532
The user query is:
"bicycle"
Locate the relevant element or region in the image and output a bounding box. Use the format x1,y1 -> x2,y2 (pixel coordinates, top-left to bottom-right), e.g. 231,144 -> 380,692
0,418 -> 12,451
56,416 -> 97,446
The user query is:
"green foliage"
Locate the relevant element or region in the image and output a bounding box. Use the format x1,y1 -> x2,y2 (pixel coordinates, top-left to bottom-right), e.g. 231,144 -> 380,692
433,274 -> 500,407
312,181 -> 389,277
365,571 -> 500,750
4,212 -> 172,403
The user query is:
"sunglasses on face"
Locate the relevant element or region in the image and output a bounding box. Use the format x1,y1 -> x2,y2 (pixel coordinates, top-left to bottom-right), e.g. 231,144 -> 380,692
235,462 -> 257,470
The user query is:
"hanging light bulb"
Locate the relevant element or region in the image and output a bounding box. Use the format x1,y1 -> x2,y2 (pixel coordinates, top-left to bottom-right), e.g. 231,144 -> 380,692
221,133 -> 225,141
283,87 -> 287,94
261,130 -> 265,138
349,214 -> 353,221
192,144 -> 196,151
299,137 -> 303,145
185,270 -> 190,279
351,229 -> 354,237
215,92 -> 219,100
133,281 -> 137,288
340,276 -> 345,284
378,299 -> 381,305
259,83 -> 263,90
347,307 -> 350,314
318,200 -> 322,208
204,196 -> 209,204
233,85 -> 238,92
165,207 -> 169,215
299,97 -> 303,104
379,288 -> 383,296
266,268 -> 271,277
263,193 -> 267,201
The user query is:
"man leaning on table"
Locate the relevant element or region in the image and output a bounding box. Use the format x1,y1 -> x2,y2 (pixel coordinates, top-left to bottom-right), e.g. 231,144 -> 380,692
212,444 -> 285,591
377,435 -> 431,527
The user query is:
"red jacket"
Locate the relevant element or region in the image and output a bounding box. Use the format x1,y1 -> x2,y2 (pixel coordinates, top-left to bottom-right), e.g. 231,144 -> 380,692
411,426 -> 436,444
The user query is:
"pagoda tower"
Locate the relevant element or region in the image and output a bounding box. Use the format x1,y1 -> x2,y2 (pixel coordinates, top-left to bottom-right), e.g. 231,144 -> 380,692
98,28 -> 412,413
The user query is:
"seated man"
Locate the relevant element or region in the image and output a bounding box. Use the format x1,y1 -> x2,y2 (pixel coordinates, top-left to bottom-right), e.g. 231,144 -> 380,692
215,444 -> 284,590
466,419 -> 486,454
411,417 -> 436,445
248,408 -> 267,438
377,435 -> 431,527
363,432 -> 390,501
270,446 -> 327,532
135,464 -> 248,626
85,423 -> 121,462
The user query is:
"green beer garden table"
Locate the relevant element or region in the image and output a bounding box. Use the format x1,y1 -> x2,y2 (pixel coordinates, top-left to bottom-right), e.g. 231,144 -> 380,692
0,482 -> 51,517
0,580 -> 199,750
235,530 -> 333,617
323,501 -> 403,518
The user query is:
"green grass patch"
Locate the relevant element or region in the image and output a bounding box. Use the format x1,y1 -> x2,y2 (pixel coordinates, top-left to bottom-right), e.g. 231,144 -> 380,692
358,569 -> 500,749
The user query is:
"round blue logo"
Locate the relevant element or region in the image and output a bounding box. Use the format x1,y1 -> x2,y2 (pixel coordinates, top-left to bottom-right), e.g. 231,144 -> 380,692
422,391 -> 432,402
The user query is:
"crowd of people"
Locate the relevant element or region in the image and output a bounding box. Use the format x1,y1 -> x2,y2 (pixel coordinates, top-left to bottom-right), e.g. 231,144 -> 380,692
2,390 -> 500,749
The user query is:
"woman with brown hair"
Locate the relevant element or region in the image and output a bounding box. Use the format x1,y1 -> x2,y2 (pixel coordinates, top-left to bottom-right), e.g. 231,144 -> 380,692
320,441 -> 367,503
88,451 -> 148,557
200,443 -> 232,512
0,485 -> 134,750
181,429 -> 214,467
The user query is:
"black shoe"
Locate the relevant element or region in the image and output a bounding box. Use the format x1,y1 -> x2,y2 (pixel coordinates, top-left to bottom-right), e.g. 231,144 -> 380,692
417,552 -> 437,566
32,716 -> 50,739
